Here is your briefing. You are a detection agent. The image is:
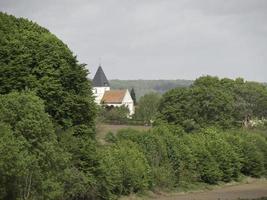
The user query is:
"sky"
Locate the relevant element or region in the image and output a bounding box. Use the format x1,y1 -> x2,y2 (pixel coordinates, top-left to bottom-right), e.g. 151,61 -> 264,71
0,0 -> 267,82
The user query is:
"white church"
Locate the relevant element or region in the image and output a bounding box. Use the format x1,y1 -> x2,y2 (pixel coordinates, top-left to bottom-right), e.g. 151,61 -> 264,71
92,66 -> 135,115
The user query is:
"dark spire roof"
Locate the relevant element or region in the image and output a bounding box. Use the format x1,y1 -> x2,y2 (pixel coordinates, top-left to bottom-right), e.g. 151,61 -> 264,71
92,66 -> 110,87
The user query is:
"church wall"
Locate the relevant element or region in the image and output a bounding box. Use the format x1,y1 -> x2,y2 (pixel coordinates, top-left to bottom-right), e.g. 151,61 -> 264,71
93,86 -> 110,104
122,90 -> 135,115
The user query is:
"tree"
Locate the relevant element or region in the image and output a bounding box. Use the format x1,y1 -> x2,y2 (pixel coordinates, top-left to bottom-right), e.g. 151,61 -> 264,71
130,88 -> 137,105
135,93 -> 161,124
158,86 -> 235,131
102,105 -> 129,123
98,140 -> 151,198
157,76 -> 267,131
0,12 -> 96,130
0,92 -> 69,200
232,81 -> 267,127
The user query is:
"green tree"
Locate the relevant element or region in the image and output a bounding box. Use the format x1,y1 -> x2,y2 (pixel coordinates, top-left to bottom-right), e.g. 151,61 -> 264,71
135,93 -> 161,124
158,86 -> 235,131
158,76 -> 267,131
98,140 -> 151,199
0,92 -> 69,200
102,105 -> 129,123
130,88 -> 137,105
0,12 -> 96,130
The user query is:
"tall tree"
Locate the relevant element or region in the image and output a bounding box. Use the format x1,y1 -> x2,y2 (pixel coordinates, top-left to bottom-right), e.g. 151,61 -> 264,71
135,93 -> 161,124
157,76 -> 267,131
130,88 -> 137,105
0,92 -> 69,200
0,12 -> 96,130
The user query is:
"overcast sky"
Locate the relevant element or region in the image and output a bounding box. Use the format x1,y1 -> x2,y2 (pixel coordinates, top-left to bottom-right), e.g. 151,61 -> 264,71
1,0 -> 267,81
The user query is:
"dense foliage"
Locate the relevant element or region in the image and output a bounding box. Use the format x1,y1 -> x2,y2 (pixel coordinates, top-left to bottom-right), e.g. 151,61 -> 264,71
98,141 -> 151,199
98,105 -> 130,124
158,76 -> 267,131
134,92 -> 161,124
0,12 -> 96,130
0,13 -> 98,200
0,92 -> 69,200
130,88 -> 137,105
103,126 -> 267,198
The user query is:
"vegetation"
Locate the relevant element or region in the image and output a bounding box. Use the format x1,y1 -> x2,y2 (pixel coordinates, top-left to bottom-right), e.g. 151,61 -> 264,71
0,12 -> 96,130
0,13 -> 97,200
158,76 -> 267,132
134,93 -> 161,125
99,105 -> 130,124
130,88 -> 137,105
103,126 -> 267,198
1,12 -> 267,200
0,92 -> 69,200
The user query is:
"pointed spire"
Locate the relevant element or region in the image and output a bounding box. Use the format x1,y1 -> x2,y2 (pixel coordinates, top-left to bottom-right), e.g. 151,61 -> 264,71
92,65 -> 110,87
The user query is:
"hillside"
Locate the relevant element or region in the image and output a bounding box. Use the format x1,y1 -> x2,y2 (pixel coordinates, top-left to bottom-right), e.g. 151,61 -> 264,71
109,79 -> 193,99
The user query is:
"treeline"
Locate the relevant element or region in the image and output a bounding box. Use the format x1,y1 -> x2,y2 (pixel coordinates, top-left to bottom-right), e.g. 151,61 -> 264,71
102,127 -> 267,199
158,76 -> 267,132
110,79 -> 192,100
102,77 -> 267,128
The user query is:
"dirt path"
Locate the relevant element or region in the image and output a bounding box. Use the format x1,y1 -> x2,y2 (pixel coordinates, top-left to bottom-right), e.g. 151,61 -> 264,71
153,180 -> 267,200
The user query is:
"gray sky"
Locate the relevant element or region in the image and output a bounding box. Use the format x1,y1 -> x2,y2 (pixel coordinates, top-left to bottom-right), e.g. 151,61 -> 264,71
1,0 -> 267,81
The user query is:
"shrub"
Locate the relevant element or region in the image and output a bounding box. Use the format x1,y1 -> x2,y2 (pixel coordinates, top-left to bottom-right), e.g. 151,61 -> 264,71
104,131 -> 117,143
182,134 -> 222,184
0,92 -> 69,200
117,130 -> 176,188
98,141 -> 152,199
203,129 -> 241,181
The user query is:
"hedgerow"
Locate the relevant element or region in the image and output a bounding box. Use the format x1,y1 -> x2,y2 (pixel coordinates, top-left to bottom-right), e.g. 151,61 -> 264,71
102,126 -> 267,198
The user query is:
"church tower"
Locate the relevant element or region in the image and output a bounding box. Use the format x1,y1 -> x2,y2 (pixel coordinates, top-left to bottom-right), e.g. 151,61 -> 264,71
92,66 -> 110,104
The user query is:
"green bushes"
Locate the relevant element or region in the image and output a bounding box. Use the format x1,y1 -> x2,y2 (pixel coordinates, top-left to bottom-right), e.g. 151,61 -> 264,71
0,92 -> 69,200
101,126 -> 267,198
98,141 -> 152,199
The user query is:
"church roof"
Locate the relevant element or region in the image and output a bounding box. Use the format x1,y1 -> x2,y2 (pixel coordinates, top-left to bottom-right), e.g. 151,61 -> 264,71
92,66 -> 110,87
101,90 -> 127,104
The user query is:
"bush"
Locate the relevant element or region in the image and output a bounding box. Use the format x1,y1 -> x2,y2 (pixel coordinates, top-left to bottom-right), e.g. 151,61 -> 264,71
116,129 -> 176,188
104,131 -> 117,143
203,129 -> 241,181
0,92 -> 69,200
98,141 -> 152,199
224,130 -> 267,177
182,134 -> 222,184
100,105 -> 129,124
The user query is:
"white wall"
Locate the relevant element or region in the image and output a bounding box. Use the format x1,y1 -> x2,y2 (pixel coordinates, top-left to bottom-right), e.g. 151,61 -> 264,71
122,89 -> 135,115
93,86 -> 110,104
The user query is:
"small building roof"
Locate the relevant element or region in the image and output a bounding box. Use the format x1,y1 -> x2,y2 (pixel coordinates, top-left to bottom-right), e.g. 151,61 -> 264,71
92,66 -> 110,87
101,90 -> 127,104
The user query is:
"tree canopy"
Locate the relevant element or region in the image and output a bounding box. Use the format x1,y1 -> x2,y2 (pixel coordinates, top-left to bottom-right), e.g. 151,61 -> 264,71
0,12 -> 96,129
158,76 -> 267,131
0,92 -> 69,200
135,92 -> 161,124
